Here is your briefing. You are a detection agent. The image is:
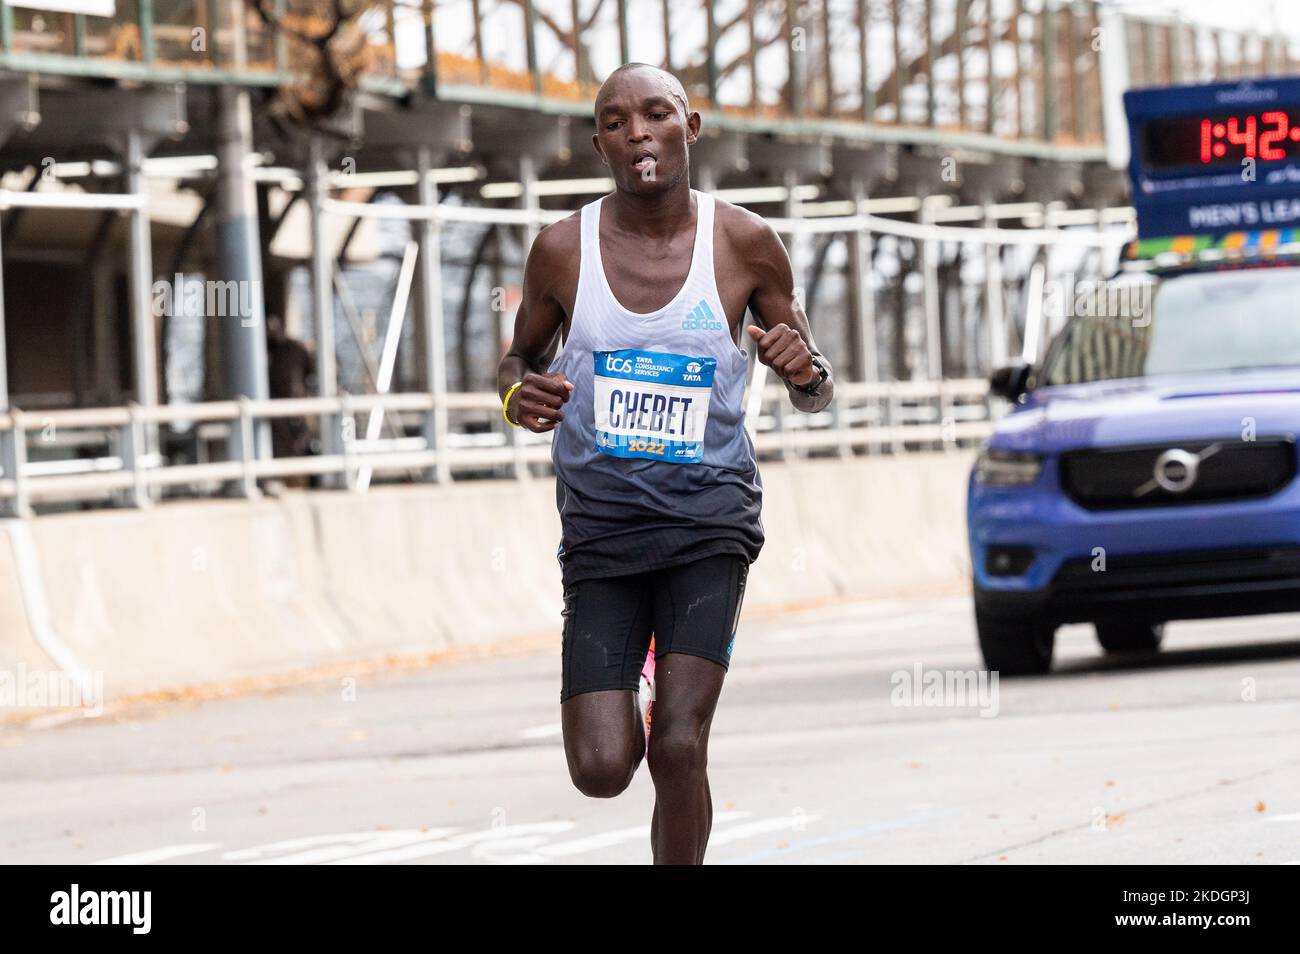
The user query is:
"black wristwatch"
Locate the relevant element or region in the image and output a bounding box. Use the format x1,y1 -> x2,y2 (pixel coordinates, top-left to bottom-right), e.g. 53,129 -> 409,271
787,355 -> 828,395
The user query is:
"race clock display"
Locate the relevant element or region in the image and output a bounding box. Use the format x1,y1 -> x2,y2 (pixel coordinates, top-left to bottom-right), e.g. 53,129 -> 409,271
1124,78 -> 1300,239
1142,109 -> 1300,170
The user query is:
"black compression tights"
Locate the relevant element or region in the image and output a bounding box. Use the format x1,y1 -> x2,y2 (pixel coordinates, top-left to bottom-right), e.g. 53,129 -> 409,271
561,653 -> 728,865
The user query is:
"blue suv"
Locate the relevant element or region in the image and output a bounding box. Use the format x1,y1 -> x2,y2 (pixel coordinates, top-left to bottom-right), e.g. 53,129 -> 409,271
968,262 -> 1300,674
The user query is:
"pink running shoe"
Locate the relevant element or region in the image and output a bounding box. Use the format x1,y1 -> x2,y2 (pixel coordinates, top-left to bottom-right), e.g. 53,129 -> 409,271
637,636 -> 656,743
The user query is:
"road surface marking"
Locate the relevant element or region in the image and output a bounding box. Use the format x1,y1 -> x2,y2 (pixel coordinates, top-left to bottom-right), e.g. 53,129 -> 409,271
225,830 -> 459,865
94,843 -> 221,865
328,822 -> 579,864
520,723 -> 563,740
534,811 -> 752,859
706,813 -> 823,846
721,808 -> 953,864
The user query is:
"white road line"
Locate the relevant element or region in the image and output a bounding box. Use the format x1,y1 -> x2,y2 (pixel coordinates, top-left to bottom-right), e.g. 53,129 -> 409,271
327,822 -> 577,864
93,843 -> 221,865
520,723 -> 563,740
227,830 -> 459,865
109,812 -> 814,867
1263,812 -> 1300,823
706,813 -> 824,846
535,811 -> 751,858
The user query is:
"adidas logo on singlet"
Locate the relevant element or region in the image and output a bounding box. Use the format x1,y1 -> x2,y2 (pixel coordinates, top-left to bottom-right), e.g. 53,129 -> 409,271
681,299 -> 723,331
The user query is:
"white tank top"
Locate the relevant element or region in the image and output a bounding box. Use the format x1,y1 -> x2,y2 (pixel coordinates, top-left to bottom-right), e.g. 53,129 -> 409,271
546,189 -> 764,585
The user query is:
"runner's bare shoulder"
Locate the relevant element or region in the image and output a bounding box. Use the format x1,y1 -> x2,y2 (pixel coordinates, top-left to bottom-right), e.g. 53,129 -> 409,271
526,211 -> 583,284
712,196 -> 781,257
710,194 -> 784,286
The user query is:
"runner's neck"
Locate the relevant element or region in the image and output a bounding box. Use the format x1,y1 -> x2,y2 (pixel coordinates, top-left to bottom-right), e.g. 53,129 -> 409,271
604,181 -> 696,240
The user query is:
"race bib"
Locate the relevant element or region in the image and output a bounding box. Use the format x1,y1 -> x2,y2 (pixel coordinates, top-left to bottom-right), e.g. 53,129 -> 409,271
593,349 -> 716,463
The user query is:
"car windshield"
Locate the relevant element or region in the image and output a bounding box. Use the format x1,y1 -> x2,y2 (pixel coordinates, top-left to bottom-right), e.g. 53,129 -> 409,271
1042,266 -> 1300,385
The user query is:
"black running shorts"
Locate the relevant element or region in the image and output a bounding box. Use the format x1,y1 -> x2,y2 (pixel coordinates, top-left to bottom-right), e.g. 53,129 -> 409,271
559,553 -> 750,703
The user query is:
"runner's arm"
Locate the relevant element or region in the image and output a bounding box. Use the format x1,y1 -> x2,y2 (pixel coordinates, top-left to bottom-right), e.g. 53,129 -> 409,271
497,223 -> 575,432
743,218 -> 835,414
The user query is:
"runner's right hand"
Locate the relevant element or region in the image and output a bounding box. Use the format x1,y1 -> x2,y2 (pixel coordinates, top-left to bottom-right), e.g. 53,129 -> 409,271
509,371 -> 573,433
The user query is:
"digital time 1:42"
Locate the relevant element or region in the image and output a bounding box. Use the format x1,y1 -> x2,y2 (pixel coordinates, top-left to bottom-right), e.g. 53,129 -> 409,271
1201,111 -> 1300,162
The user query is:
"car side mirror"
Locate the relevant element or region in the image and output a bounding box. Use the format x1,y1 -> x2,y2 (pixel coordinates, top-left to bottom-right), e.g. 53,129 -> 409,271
989,364 -> 1032,402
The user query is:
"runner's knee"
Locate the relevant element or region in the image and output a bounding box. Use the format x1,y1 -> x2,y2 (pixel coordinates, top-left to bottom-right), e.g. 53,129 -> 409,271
647,720 -> 707,781
568,746 -> 639,798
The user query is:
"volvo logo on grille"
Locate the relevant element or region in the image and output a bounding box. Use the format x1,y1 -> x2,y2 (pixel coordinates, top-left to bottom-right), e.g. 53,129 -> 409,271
1135,444 -> 1222,497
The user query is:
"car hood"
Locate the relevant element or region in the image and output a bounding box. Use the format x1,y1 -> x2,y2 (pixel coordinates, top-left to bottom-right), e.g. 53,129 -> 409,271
992,368 -> 1300,454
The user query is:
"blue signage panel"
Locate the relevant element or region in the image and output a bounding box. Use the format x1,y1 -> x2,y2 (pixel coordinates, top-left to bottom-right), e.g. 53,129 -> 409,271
1125,77 -> 1300,238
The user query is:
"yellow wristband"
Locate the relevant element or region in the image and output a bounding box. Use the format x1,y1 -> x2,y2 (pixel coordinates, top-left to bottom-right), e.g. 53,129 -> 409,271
502,381 -> 524,427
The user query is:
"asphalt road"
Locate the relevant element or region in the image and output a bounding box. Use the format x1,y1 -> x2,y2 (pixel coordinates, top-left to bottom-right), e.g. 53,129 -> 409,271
3,594 -> 1300,865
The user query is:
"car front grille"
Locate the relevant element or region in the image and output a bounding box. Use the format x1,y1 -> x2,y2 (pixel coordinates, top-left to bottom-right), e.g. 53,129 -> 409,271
1059,437 -> 1297,510
1052,546 -> 1300,592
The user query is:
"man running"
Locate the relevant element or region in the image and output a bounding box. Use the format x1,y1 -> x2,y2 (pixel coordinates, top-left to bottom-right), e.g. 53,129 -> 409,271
497,62 -> 834,864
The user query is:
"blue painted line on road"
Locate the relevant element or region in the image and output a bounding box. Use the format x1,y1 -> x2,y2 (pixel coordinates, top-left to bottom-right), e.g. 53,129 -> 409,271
720,808 -> 956,865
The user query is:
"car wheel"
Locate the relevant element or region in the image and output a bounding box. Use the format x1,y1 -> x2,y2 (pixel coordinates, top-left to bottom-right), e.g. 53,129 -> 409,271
976,608 -> 1055,675
1094,621 -> 1164,654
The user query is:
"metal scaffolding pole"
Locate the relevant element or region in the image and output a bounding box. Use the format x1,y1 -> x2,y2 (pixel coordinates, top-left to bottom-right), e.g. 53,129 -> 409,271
215,84 -> 271,467
307,136 -> 340,470
417,145 -> 450,484
125,128 -> 159,454
920,199 -> 942,380
849,176 -> 879,384
983,204 -> 1007,370
0,217 -> 23,517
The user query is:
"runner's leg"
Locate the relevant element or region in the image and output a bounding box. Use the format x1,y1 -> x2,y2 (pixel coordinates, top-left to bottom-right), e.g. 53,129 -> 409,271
560,572 -> 655,798
647,653 -> 726,863
645,554 -> 748,863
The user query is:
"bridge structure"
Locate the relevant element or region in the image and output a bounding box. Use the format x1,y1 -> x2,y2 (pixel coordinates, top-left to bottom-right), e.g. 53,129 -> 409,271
0,0 -> 1294,515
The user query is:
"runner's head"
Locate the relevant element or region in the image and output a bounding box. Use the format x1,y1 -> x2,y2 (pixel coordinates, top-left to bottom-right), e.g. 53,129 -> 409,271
592,63 -> 699,195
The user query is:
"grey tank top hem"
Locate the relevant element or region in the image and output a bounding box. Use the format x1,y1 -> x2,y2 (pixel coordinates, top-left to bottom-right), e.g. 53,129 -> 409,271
557,539 -> 758,590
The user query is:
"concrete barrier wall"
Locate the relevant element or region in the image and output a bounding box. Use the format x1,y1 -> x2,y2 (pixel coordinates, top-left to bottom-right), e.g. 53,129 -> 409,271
0,452 -> 974,701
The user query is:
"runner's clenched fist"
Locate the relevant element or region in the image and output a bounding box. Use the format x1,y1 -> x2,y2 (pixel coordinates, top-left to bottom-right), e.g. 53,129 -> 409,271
507,371 -> 573,432
745,322 -> 818,388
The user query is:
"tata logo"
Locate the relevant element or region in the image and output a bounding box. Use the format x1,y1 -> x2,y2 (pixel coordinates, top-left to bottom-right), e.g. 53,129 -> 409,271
686,362 -> 702,374
604,355 -> 634,374
682,300 -> 722,331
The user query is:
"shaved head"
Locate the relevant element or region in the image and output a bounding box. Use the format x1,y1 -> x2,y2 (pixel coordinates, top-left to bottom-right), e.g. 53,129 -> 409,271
594,63 -> 690,123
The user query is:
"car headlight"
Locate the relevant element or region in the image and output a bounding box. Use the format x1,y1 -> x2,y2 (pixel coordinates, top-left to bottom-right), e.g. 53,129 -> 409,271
975,448 -> 1043,486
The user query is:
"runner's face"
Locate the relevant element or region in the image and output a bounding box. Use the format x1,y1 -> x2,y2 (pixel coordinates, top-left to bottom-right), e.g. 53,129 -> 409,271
593,71 -> 698,195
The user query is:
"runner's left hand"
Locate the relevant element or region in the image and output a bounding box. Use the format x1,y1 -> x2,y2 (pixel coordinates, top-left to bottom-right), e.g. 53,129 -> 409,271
746,323 -> 817,387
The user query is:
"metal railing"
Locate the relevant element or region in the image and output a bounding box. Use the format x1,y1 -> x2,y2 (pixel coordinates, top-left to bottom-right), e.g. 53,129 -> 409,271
0,379 -> 993,514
